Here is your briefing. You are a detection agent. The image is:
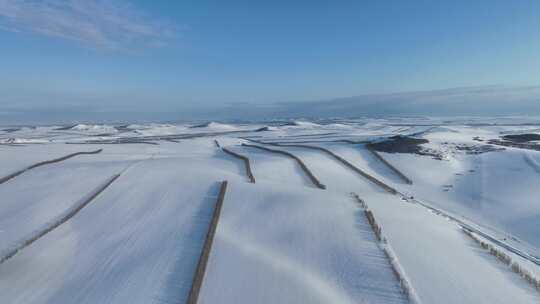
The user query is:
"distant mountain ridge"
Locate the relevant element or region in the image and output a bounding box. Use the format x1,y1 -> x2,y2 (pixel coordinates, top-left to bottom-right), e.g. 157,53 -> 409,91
2,85 -> 540,124
240,85 -> 540,119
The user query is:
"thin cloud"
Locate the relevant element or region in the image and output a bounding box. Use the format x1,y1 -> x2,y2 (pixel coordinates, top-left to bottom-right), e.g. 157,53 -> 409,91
0,0 -> 177,50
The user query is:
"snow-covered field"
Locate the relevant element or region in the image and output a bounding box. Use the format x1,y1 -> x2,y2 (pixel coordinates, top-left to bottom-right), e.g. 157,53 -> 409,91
1,118 -> 540,303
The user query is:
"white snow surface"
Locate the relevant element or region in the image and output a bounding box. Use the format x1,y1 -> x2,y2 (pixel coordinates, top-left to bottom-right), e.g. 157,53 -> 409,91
1,118 -> 540,303
200,182 -> 407,304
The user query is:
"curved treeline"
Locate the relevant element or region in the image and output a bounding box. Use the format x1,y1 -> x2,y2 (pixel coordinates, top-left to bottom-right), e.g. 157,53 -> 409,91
266,143 -> 399,194
0,173 -> 120,264
366,146 -> 413,185
222,147 -> 256,183
241,143 -> 326,190
352,193 -> 419,303
0,149 -> 103,185
187,181 -> 228,304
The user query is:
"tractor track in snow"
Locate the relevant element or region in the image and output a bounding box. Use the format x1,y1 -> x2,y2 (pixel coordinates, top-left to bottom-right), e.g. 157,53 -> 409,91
522,153 -> 540,175
406,196 -> 540,267
0,149 -> 103,185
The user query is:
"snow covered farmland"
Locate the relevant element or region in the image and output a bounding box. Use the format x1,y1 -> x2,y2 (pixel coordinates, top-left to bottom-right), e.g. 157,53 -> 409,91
1,118 -> 540,303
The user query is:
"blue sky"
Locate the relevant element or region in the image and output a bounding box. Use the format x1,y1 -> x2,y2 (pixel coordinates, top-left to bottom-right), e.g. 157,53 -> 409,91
1,0 -> 540,120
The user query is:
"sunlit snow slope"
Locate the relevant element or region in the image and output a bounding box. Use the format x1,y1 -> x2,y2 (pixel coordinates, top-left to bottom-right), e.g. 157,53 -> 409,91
1,118 -> 540,303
